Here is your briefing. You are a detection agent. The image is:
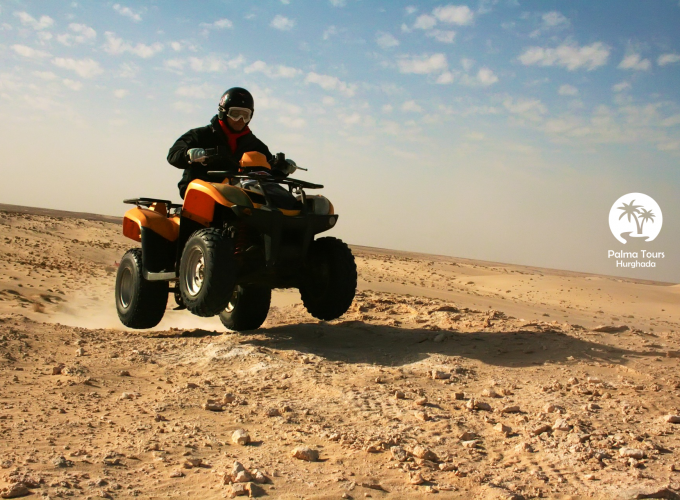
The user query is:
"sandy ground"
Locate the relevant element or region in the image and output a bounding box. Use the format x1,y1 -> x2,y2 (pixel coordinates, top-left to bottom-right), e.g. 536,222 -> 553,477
1,205 -> 680,499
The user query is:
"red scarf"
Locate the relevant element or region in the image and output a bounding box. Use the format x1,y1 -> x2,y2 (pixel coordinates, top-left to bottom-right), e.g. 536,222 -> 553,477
218,119 -> 251,154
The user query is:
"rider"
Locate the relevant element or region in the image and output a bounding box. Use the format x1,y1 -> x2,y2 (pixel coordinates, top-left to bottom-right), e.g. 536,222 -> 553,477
167,87 -> 275,198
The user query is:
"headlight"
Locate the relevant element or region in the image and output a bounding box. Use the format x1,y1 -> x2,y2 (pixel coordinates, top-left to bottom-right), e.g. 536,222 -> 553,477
312,196 -> 331,215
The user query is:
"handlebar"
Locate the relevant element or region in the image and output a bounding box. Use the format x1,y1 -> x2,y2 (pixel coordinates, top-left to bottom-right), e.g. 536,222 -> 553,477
206,171 -> 323,190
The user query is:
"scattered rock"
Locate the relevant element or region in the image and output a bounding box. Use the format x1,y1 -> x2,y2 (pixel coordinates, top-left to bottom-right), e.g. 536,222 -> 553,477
118,370 -> 130,377
531,424 -> 552,436
459,431 -> 476,441
232,429 -> 250,446
453,392 -> 465,400
411,445 -> 438,461
409,472 -> 425,485
394,390 -> 405,399
0,483 -> 30,499
51,365 -> 64,375
501,405 -> 520,414
592,325 -> 629,333
120,392 -> 134,400
619,448 -> 645,459
75,347 -> 84,356
494,423 -> 511,435
432,370 -> 450,380
515,442 -> 533,453
462,440 -> 479,449
414,411 -> 431,422
415,397 -> 428,406
265,407 -> 281,417
553,419 -> 571,432
617,485 -> 680,499
433,333 -> 446,343
391,446 -> 408,462
543,403 -> 556,413
292,446 -> 319,462
665,415 -> 680,424
482,388 -> 501,398
203,402 -> 224,412
234,470 -> 251,483
169,470 -> 184,478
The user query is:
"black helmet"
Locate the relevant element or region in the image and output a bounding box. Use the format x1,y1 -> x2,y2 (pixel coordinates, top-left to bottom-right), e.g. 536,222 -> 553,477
218,87 -> 254,120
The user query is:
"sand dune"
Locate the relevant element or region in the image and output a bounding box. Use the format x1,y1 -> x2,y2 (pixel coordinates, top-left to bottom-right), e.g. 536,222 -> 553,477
1,205 -> 679,499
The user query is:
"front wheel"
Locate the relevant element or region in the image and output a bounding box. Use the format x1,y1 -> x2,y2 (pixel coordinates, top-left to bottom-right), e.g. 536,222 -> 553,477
299,237 -> 357,321
179,228 -> 236,317
219,286 -> 271,331
115,249 -> 168,328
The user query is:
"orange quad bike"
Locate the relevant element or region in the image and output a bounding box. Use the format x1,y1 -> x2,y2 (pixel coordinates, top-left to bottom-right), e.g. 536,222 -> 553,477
115,150 -> 357,331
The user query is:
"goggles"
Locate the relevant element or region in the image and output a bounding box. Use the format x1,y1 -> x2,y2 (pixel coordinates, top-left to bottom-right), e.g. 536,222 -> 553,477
225,106 -> 252,123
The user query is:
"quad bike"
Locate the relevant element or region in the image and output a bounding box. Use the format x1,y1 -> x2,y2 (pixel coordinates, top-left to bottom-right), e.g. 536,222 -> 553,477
115,150 -> 357,331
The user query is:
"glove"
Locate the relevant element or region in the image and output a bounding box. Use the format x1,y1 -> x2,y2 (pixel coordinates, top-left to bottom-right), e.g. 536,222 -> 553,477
187,148 -> 207,165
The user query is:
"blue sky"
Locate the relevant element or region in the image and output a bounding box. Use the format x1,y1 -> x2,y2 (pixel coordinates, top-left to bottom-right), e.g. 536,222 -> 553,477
1,0 -> 680,281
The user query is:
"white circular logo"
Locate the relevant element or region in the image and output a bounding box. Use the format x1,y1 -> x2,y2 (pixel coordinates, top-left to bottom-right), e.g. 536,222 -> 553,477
609,193 -> 662,244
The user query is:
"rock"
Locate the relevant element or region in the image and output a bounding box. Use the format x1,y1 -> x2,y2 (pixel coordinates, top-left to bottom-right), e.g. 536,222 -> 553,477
459,431 -> 476,441
415,397 -> 428,406
553,419 -> 571,432
501,405 -> 520,414
203,402 -> 224,411
543,403 -> 556,413
617,486 -> 680,499
414,411 -> 430,422
120,392 -> 134,400
253,471 -> 267,484
433,333 -> 446,343
531,424 -> 551,436
232,429 -> 250,446
0,483 -> 30,499
619,448 -> 645,459
439,463 -> 457,471
453,392 -> 465,400
234,470 -> 251,483
391,446 -> 408,462
292,446 -> 319,462
184,458 -> 202,468
409,472 -> 425,485
664,415 -> 680,423
462,440 -> 479,449
515,442 -> 533,453
481,388 -> 501,398
232,461 -> 246,475
494,423 -> 511,435
592,325 -> 629,333
223,393 -> 237,404
52,456 -> 72,468
265,407 -> 281,417
75,347 -> 84,356
411,445 -> 438,461
169,470 -> 184,478
432,370 -> 450,380
394,390 -> 405,399
230,483 -> 248,497
185,382 -> 198,389
52,365 -> 64,375
119,370 -> 130,377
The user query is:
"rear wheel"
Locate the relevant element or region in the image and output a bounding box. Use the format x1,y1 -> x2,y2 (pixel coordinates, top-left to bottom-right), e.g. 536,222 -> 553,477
219,286 -> 271,331
115,249 -> 168,328
179,228 -> 236,317
299,237 -> 357,321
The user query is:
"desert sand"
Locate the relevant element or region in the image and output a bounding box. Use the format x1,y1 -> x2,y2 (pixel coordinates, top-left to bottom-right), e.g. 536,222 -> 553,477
1,204 -> 680,499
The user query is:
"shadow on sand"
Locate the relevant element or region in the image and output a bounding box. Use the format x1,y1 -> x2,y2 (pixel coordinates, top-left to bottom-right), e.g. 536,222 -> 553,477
226,321 -> 656,369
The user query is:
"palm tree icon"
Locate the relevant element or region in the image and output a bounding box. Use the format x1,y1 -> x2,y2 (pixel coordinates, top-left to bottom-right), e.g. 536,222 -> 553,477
617,199 -> 643,234
638,208 -> 655,233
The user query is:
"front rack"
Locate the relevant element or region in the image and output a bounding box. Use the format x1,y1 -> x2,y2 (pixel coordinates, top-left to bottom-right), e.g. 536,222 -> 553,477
123,198 -> 183,212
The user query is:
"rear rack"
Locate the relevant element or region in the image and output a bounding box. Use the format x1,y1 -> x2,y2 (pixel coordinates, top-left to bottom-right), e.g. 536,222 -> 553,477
123,198 -> 182,211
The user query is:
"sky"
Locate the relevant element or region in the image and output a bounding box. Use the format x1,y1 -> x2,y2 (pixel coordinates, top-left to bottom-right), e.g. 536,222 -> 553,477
1,0 -> 680,282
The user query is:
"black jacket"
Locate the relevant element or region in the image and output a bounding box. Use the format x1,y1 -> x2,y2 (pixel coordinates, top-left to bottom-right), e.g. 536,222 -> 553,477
167,115 -> 272,198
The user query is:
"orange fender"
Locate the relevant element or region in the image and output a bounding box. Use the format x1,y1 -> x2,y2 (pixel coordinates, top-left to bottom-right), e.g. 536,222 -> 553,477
182,179 -> 236,226
123,207 -> 180,242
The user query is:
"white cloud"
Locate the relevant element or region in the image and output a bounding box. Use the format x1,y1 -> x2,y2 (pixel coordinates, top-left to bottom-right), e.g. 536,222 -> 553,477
244,60 -> 301,78
12,44 -> 50,59
279,116 -> 306,128
398,53 -> 448,74
658,53 -> 680,66
406,6 -> 418,15
661,114 -> 680,127
402,100 -> 422,113
305,72 -> 356,96
113,4 -> 142,22
330,0 -> 347,6
461,58 -> 475,71
104,32 -> 163,58
14,11 -> 54,30
475,67 -> 498,86
558,84 -> 578,96
436,71 -> 454,84
382,104 -> 393,112
426,29 -> 456,43
414,14 -> 437,30
322,26 -> 338,40
57,23 -> 96,46
340,112 -> 361,125
542,11 -> 569,27
518,42 -> 610,71
618,53 -> 651,71
119,62 -> 139,79
200,18 -> 233,34
322,96 -> 336,106
52,57 -> 103,78
172,55 -> 244,73
271,15 -> 295,30
33,71 -> 57,80
503,97 -> 547,122
376,32 -> 399,49
433,5 -> 474,25
175,83 -> 216,99
62,79 -> 82,91
658,141 -> 679,151
612,81 -> 631,92
173,101 -> 196,113
113,89 -> 129,98
281,0 -> 291,4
